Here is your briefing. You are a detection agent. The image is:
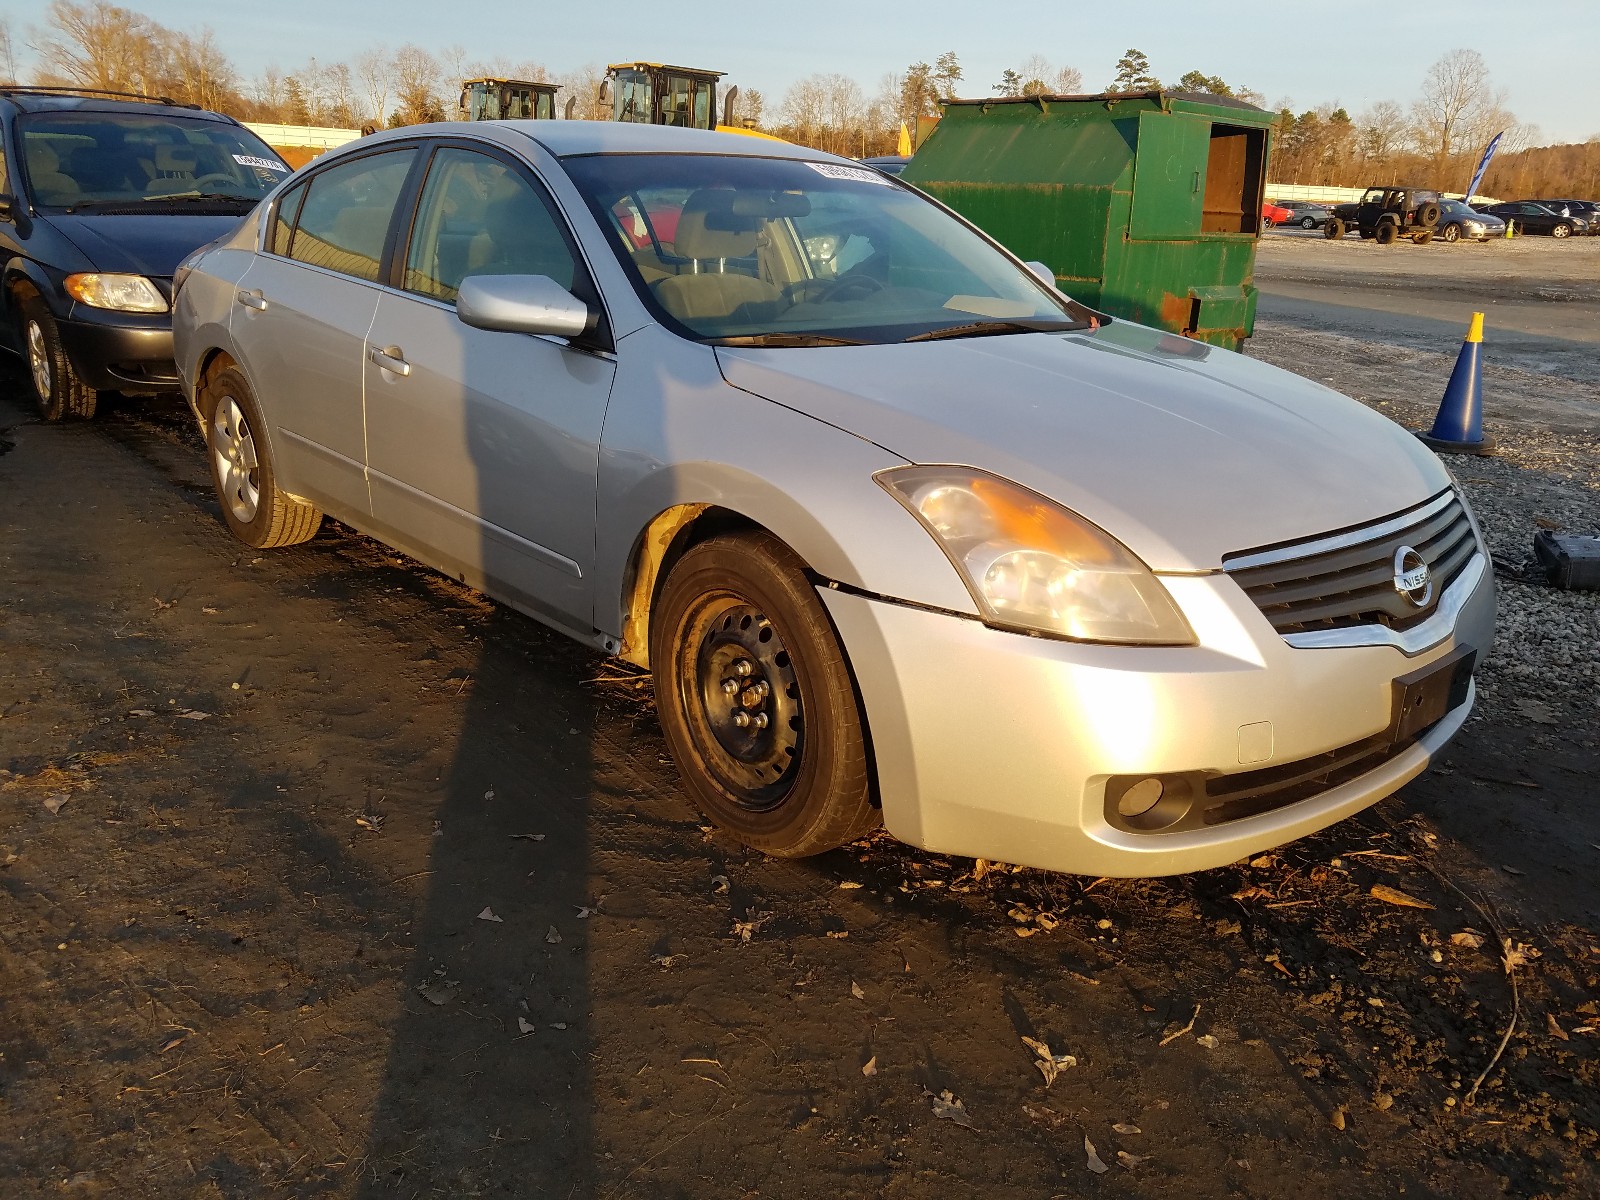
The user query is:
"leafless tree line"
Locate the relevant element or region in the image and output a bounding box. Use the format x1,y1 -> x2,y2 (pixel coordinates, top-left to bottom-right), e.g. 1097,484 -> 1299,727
4,5 -> 1595,195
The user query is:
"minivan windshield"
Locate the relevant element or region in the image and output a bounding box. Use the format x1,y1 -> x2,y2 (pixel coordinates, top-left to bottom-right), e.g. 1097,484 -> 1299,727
19,111 -> 292,210
563,153 -> 1082,345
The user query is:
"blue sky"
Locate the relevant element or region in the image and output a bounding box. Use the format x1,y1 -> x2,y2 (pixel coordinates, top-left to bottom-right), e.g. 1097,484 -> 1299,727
4,1 -> 1596,145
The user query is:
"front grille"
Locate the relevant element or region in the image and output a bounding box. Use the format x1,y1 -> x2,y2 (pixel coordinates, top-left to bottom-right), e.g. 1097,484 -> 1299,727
1223,491 -> 1477,636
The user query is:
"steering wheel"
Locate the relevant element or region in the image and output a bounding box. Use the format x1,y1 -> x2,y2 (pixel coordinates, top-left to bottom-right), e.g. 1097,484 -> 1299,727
191,173 -> 239,189
784,274 -> 885,306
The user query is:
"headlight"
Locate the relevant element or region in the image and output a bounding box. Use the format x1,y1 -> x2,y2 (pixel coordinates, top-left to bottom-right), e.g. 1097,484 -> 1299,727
877,465 -> 1195,645
64,273 -> 168,313
1465,222 -> 1484,233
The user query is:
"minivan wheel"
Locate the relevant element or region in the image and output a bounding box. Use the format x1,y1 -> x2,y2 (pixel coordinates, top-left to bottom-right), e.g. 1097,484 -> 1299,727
19,294 -> 97,421
201,363 -> 322,548
652,532 -> 879,857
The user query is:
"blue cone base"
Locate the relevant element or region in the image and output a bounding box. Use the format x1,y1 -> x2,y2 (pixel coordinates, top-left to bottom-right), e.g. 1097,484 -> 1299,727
1415,430 -> 1498,456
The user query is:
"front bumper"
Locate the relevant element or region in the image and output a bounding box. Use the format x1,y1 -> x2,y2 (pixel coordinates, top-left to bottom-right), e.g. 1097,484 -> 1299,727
56,308 -> 179,394
822,556 -> 1495,877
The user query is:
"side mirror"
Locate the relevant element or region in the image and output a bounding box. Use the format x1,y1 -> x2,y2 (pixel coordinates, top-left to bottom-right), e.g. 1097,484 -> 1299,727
1023,260 -> 1056,288
597,78 -> 613,109
456,274 -> 595,339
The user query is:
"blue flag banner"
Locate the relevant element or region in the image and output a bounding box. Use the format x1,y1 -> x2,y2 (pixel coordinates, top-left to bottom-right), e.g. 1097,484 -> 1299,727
1465,132 -> 1506,200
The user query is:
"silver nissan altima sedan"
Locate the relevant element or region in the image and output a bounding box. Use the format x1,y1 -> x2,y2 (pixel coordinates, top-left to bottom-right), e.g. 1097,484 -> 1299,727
171,122 -> 1495,877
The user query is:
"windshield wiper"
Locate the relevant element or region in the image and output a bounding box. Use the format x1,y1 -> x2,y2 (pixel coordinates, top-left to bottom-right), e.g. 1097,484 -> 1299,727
902,318 -> 1089,343
713,332 -> 869,348
138,192 -> 258,204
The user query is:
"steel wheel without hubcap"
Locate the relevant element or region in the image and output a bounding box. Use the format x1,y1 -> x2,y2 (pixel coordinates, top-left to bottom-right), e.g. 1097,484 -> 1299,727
684,596 -> 802,807
25,319 -> 51,400
211,394 -> 260,524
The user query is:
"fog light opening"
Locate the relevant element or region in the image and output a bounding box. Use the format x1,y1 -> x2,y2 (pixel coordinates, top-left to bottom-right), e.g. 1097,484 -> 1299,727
1105,774 -> 1197,832
1117,777 -> 1164,818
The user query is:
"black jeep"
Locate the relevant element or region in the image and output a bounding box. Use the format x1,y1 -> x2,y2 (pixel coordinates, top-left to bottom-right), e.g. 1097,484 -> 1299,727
1325,186 -> 1441,245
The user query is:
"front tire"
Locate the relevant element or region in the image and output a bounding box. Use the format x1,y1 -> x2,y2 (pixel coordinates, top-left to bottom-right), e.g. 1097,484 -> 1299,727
18,293 -> 97,421
652,532 -> 879,857
1324,217 -> 1346,239
200,363 -> 322,548
1552,223 -> 1571,238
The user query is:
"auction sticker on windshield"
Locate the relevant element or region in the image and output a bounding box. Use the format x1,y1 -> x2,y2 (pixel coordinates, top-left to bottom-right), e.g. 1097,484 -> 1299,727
233,154 -> 288,172
803,162 -> 893,186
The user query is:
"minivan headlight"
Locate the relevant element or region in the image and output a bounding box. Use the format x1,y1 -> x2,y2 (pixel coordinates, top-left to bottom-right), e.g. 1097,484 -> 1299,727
877,465 -> 1195,645
64,273 -> 168,313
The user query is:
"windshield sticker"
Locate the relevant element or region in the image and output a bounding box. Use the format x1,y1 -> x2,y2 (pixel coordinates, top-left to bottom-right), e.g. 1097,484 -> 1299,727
802,161 -> 894,187
234,154 -> 289,172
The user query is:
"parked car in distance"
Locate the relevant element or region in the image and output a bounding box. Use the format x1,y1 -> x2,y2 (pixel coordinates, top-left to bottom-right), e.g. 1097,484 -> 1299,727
858,155 -> 910,176
1472,201 -> 1587,238
1326,186 -> 1442,243
1261,199 -> 1293,228
1271,199 -> 1331,229
1528,198 -> 1600,234
0,86 -> 293,420
173,121 -> 1495,878
1434,199 -> 1505,242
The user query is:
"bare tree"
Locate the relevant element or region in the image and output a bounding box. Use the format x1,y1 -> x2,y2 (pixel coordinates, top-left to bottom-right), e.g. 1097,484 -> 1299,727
390,44 -> 442,125
559,62 -> 609,120
1412,49 -> 1510,172
0,17 -> 19,84
355,45 -> 392,127
1016,54 -> 1082,96
33,0 -> 160,93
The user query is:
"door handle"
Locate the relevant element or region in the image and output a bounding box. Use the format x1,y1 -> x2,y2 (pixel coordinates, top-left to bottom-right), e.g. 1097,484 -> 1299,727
235,289 -> 268,310
369,345 -> 411,376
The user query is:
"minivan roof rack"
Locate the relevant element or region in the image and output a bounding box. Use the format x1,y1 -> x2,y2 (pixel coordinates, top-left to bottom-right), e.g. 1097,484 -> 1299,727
0,86 -> 200,109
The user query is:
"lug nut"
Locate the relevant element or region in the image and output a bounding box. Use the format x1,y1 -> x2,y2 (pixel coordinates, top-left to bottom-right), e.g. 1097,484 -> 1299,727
722,679 -> 739,695
733,659 -> 754,677
733,711 -> 751,728
752,713 -> 769,730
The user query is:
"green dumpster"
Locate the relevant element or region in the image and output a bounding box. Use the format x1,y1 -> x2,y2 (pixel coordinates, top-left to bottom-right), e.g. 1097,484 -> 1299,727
903,91 -> 1276,350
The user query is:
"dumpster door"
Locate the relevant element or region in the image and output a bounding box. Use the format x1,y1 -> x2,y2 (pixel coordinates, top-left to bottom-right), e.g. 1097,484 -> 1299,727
1129,112 -> 1209,240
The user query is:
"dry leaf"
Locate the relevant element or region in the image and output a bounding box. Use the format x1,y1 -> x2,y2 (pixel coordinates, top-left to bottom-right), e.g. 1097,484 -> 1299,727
417,980 -> 457,1006
731,911 -> 772,942
1113,1122 -> 1142,1135
851,981 -> 866,1000
929,1089 -> 974,1129
509,832 -> 545,842
1330,1106 -> 1347,1131
710,875 -> 730,894
517,1017 -> 535,1035
649,953 -> 685,969
1370,884 -> 1433,910
42,794 -> 70,815
177,710 -> 211,721
1117,1151 -> 1152,1169
838,881 -> 863,890
483,786 -> 496,802
1197,1034 -> 1219,1049
128,709 -> 155,717
545,925 -> 562,944
158,1033 -> 187,1053
1085,1135 -> 1109,1174
1502,940 -> 1539,970
1546,1013 -> 1568,1041
1021,1036 -> 1077,1086
355,814 -> 384,832
478,907 -> 502,923
861,1056 -> 878,1077
1450,930 -> 1486,950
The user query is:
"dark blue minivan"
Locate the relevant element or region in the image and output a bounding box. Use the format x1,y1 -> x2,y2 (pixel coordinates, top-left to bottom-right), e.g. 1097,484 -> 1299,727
0,87 -> 292,419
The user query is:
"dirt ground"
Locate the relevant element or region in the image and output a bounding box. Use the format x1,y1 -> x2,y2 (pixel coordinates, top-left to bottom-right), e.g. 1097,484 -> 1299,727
2,251 -> 1598,1197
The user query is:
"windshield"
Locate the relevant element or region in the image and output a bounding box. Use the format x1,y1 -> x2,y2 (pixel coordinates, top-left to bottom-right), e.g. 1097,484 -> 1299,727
19,111 -> 291,209
564,153 -> 1075,344
1440,201 -> 1475,216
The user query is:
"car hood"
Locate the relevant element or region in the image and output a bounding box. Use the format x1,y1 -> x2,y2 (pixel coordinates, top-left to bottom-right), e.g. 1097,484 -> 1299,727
45,212 -> 250,278
715,322 -> 1451,571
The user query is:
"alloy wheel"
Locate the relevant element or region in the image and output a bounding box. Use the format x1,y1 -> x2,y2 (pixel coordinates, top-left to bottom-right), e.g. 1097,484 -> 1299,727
210,394 -> 261,523
25,319 -> 51,401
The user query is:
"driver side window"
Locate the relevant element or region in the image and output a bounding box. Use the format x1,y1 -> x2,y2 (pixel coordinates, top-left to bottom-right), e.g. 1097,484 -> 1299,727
403,147 -> 577,303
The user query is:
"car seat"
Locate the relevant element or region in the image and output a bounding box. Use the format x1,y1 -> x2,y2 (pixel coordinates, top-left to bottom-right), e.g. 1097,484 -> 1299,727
653,190 -> 780,323
23,142 -> 81,205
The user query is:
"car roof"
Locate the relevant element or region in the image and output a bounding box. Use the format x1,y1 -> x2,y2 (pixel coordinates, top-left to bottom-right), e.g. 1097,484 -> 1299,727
0,89 -> 231,121
356,119 -> 838,162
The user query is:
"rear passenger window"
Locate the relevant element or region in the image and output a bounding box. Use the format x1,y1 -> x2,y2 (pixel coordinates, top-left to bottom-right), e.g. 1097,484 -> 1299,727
402,147 -> 577,303
287,149 -> 416,282
269,181 -> 306,256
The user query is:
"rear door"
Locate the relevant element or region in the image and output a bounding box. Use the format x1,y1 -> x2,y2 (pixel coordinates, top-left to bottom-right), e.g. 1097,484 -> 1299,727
363,143 -> 615,628
230,146 -> 418,519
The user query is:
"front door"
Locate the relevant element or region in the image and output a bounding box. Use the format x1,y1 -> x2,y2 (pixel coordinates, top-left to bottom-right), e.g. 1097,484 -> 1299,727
363,144 -> 614,628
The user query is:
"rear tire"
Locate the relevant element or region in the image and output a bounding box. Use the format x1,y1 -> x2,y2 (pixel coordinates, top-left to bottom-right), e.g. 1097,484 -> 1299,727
1375,221 -> 1399,245
652,532 -> 879,857
1300,216 -> 1316,229
1552,223 -> 1571,238
18,293 -> 97,422
1441,223 -> 1461,243
200,363 -> 322,549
